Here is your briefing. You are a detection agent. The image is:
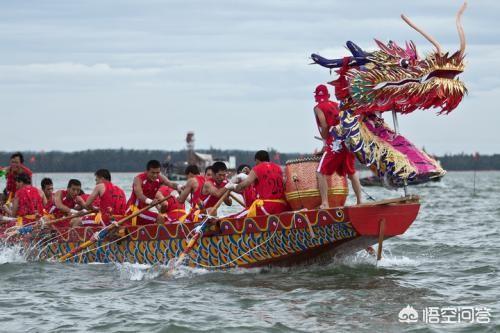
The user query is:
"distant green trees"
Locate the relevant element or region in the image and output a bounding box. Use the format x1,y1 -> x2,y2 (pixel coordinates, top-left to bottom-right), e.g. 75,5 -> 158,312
0,150 -> 497,172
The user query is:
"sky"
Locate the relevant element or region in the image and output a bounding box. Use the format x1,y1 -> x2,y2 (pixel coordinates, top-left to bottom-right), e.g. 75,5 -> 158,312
0,0 -> 498,155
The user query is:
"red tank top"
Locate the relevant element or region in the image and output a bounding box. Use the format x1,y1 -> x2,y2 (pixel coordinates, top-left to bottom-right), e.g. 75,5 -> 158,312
6,166 -> 32,198
315,100 -> 340,145
44,195 -> 55,214
16,185 -> 44,217
190,175 -> 206,208
99,181 -> 126,218
201,178 -> 228,208
53,190 -> 77,217
158,185 -> 185,213
127,172 -> 161,208
242,185 -> 257,208
253,162 -> 286,201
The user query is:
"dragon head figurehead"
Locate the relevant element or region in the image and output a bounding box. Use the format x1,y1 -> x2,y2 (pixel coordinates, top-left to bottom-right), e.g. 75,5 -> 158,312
310,3 -> 468,187
311,2 -> 467,115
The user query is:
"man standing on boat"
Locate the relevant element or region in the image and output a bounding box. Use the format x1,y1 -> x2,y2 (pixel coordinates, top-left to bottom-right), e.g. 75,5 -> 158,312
126,160 -> 181,225
227,150 -> 289,218
2,152 -> 33,204
313,84 -> 362,207
81,169 -> 127,226
200,161 -> 232,215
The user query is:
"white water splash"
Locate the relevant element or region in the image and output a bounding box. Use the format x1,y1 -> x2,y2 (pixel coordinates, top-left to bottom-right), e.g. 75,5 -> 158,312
377,254 -> 420,267
0,244 -> 27,264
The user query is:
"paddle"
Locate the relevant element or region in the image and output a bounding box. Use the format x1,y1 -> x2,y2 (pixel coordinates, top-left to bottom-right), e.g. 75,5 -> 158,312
167,190 -> 231,275
229,193 -> 246,207
58,197 -> 169,262
7,209 -> 97,237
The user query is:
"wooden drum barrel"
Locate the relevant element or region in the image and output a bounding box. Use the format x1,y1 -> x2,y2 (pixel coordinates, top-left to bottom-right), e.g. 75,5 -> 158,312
284,156 -> 348,210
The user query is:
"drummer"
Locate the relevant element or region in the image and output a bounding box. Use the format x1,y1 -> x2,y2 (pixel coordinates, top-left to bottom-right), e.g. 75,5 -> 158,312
313,84 -> 362,207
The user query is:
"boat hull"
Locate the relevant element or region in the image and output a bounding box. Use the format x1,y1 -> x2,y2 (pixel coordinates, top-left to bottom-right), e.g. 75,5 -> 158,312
4,197 -> 420,269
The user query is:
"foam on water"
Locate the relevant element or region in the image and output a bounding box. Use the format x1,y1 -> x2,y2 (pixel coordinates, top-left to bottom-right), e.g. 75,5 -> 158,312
0,243 -> 27,264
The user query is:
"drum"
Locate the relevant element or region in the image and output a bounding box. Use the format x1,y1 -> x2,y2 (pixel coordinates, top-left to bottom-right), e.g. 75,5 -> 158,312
285,156 -> 348,210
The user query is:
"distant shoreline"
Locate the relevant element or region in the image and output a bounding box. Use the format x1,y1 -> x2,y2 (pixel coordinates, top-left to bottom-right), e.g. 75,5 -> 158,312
1,149 -> 498,172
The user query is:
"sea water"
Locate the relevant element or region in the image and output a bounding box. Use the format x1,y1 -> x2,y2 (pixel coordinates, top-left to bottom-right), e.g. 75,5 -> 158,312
0,171 -> 498,332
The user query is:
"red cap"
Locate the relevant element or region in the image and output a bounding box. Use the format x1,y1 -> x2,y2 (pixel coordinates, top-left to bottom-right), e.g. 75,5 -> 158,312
314,84 -> 330,102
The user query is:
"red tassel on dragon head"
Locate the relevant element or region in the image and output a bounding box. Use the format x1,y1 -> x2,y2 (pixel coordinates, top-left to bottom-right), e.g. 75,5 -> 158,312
311,3 -> 467,187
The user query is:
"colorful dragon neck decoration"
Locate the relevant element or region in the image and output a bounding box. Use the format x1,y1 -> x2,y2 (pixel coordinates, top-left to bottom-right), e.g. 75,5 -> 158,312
311,3 -> 467,187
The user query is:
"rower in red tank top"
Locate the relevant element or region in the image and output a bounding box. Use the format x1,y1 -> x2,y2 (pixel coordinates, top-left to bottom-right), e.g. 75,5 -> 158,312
227,150 -> 289,218
156,185 -> 185,223
8,174 -> 45,225
200,162 -> 232,213
177,165 -> 207,222
52,179 -> 85,221
41,178 -> 55,215
81,169 -> 127,226
3,152 -> 32,203
126,160 -> 182,225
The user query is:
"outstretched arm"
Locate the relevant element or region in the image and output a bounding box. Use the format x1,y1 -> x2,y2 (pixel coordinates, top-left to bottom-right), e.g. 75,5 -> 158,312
235,170 -> 257,192
177,179 -> 195,204
84,184 -> 104,209
159,174 -> 180,191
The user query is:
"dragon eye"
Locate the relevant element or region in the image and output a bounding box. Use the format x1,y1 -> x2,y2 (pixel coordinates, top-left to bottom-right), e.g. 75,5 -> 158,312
400,59 -> 410,68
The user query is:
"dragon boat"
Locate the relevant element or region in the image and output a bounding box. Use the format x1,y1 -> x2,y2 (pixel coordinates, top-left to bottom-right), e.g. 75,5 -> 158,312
0,3 -> 467,269
1,195 -> 419,268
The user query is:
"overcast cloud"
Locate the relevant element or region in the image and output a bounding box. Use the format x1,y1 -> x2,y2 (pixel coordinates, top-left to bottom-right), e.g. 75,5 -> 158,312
0,0 -> 498,154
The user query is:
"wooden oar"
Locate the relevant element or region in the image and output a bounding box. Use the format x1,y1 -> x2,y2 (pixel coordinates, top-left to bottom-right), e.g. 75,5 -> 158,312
167,190 -> 231,275
229,193 -> 246,207
58,197 -> 169,262
9,210 -> 97,236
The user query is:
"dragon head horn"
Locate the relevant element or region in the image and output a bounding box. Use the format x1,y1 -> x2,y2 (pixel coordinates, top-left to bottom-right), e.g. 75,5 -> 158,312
346,41 -> 369,58
401,2 -> 467,57
311,41 -> 371,69
456,2 -> 467,57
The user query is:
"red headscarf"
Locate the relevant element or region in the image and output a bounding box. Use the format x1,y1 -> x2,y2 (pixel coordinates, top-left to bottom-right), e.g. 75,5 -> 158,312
314,84 -> 330,103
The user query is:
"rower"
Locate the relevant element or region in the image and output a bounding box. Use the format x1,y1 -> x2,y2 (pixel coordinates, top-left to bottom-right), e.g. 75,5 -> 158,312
80,169 -> 127,226
3,152 -> 33,204
313,84 -> 362,207
126,160 -> 181,225
227,150 -> 290,218
41,178 -> 55,215
204,166 -> 214,180
177,165 -> 206,221
53,179 -> 86,224
200,162 -> 232,215
234,164 -> 256,208
8,173 -> 45,225
154,186 -> 185,223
